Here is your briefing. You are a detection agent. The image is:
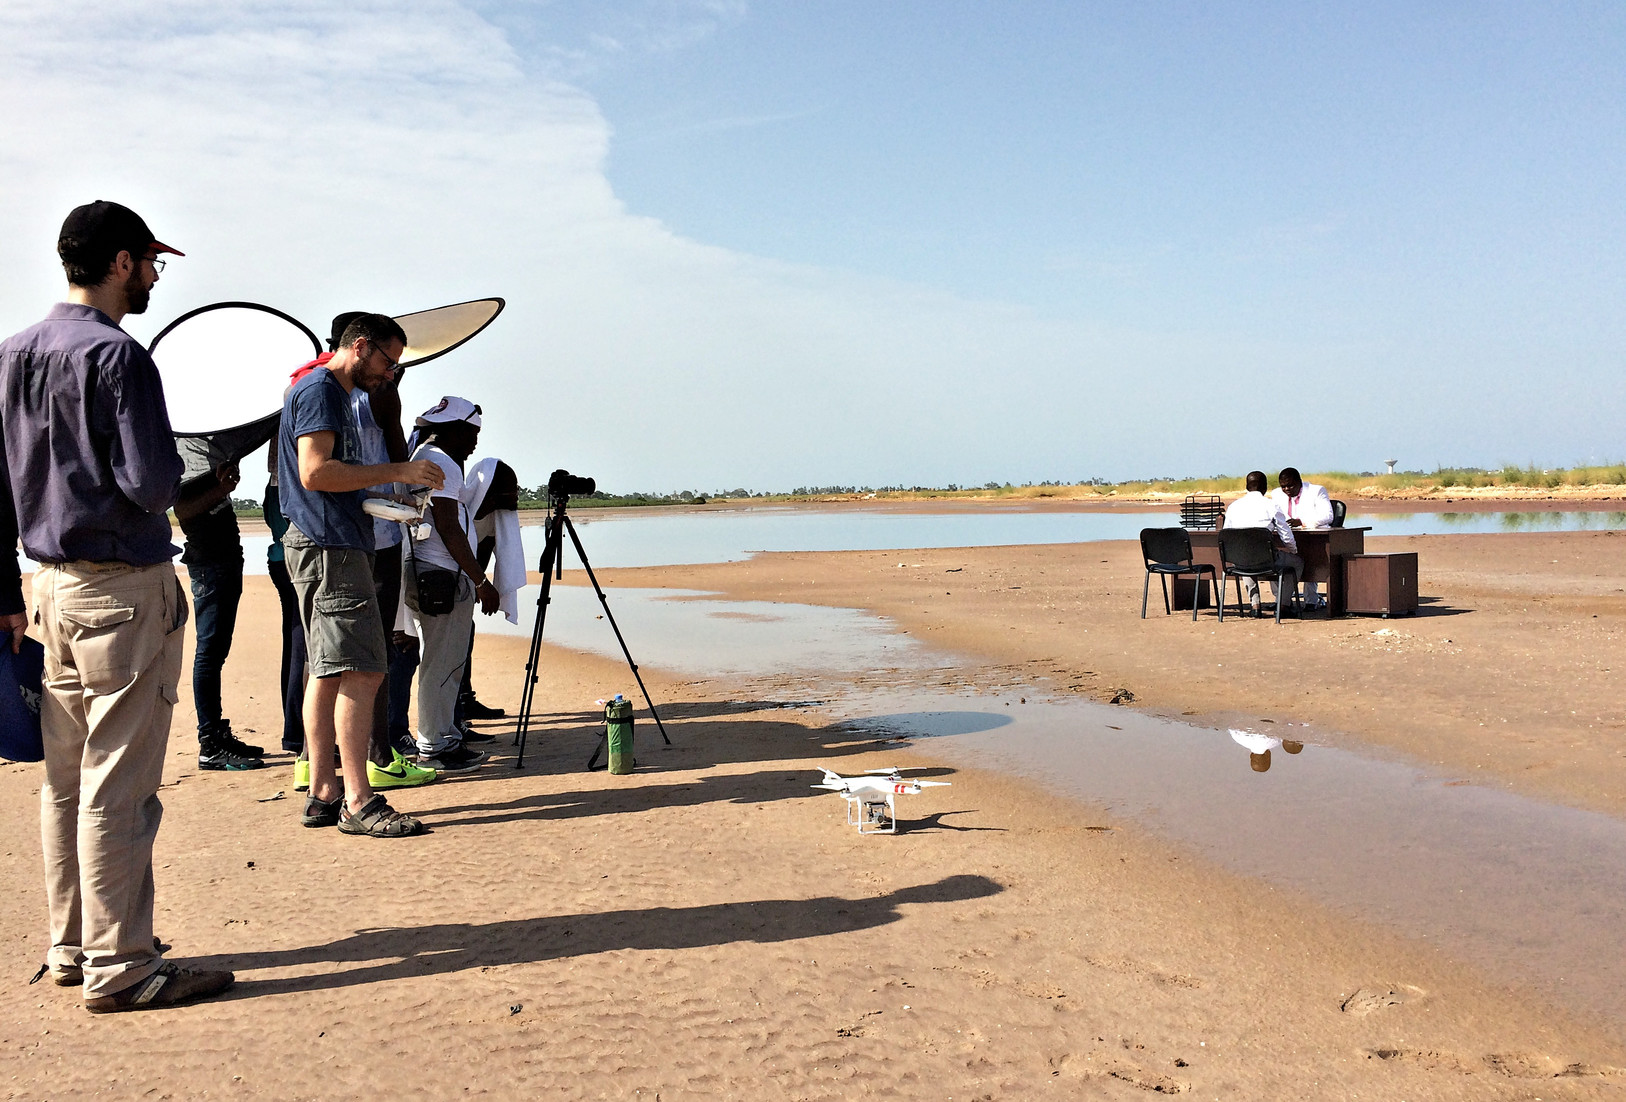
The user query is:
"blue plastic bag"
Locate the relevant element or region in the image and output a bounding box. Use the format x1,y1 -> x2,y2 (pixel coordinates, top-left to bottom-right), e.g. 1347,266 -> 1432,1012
0,636 -> 45,762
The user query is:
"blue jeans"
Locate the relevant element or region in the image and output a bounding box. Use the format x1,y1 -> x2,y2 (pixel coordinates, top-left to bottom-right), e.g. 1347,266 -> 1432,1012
388,634 -> 418,749
268,558 -> 306,752
188,558 -> 243,741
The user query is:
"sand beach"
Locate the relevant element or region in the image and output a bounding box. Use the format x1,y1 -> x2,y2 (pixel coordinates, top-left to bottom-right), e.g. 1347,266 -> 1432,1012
4,508 -> 1626,1099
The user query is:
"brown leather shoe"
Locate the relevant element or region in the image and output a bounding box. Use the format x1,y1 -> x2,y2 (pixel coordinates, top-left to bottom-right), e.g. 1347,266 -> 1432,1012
84,962 -> 234,1013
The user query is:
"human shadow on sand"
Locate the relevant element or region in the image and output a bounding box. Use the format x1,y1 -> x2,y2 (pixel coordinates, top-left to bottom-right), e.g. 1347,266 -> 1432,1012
200,874 -> 1002,999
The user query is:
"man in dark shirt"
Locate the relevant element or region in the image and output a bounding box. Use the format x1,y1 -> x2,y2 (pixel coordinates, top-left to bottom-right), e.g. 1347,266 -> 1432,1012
278,312 -> 443,837
174,458 -> 265,770
0,200 -> 233,1012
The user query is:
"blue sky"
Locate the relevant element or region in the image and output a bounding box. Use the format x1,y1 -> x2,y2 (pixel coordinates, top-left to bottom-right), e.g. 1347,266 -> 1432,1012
1,2 -> 1622,491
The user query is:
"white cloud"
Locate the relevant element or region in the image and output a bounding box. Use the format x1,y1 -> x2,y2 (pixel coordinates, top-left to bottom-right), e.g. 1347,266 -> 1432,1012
0,1 -> 1397,491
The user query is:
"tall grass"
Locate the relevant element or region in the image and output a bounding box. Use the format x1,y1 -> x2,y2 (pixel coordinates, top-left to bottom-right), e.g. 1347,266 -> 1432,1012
700,463 -> 1626,502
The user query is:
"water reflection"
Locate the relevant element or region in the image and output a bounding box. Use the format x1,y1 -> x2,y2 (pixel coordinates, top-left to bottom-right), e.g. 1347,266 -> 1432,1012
1229,728 -> 1304,772
1430,510 -> 1626,532
477,585 -> 941,678
833,690 -> 1626,1028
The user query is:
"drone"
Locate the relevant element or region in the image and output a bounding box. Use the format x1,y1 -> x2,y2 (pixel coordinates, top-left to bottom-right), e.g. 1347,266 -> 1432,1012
814,767 -> 951,835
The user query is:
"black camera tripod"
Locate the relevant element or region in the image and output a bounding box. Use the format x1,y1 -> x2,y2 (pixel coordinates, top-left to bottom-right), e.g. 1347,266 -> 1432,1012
513,483 -> 670,768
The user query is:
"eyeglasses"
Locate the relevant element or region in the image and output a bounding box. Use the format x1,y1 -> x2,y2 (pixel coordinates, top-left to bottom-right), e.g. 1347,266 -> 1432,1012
143,255 -> 166,274
366,340 -> 400,372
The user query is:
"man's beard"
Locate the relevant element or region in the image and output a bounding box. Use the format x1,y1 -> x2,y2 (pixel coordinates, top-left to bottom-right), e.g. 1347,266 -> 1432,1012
123,268 -> 150,315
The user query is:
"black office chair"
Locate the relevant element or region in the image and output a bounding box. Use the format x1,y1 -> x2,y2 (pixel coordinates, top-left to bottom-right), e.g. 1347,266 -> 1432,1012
1330,499 -> 1347,528
1139,528 -> 1218,621
1217,527 -> 1297,623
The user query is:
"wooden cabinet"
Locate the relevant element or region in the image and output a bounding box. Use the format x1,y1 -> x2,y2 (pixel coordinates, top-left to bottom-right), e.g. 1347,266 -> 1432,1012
1343,553 -> 1418,617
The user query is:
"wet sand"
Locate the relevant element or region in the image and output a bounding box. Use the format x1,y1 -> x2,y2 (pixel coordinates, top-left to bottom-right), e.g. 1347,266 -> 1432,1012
3,526 -> 1626,1098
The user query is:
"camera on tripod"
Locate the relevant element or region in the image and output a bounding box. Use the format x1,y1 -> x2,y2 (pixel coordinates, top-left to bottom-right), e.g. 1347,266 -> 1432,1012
516,466 -> 671,769
547,468 -> 595,505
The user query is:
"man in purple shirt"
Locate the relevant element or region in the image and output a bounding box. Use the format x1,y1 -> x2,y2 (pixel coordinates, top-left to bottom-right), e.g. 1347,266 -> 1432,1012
0,201 -> 233,1013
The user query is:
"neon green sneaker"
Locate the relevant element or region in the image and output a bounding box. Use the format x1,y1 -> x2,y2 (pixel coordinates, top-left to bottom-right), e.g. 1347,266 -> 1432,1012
293,757 -> 310,792
367,749 -> 437,789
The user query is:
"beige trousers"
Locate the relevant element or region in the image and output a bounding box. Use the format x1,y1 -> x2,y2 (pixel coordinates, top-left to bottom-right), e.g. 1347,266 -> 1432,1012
34,561 -> 186,998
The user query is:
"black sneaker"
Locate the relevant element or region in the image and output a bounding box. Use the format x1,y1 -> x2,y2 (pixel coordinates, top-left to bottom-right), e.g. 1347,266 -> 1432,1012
215,726 -> 264,758
416,744 -> 488,774
459,696 -> 506,720
199,741 -> 265,771
459,725 -> 496,744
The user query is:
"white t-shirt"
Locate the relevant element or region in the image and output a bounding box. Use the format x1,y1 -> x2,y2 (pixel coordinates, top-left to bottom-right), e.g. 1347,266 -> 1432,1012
408,443 -> 470,572
1222,491 -> 1297,553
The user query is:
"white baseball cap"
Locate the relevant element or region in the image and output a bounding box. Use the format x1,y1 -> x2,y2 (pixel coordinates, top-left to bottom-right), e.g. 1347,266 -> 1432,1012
416,395 -> 481,428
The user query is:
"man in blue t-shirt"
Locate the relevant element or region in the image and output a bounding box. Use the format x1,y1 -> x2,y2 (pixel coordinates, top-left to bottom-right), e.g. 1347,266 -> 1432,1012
277,313 -> 443,838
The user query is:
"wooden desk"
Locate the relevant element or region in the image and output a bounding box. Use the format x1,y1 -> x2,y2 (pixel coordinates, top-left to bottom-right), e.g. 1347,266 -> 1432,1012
1186,527 -> 1368,614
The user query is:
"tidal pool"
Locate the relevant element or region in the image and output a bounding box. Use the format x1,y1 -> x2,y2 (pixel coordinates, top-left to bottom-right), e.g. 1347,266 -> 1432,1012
484,582 -> 1626,1030
832,691 -> 1626,1030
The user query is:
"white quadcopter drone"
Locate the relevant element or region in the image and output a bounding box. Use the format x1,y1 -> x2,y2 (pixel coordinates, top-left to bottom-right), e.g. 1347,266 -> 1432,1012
813,767 -> 952,835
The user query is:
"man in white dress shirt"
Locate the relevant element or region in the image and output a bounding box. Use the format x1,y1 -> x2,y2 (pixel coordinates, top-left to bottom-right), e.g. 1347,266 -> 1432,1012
1269,467 -> 1335,609
1222,471 -> 1303,615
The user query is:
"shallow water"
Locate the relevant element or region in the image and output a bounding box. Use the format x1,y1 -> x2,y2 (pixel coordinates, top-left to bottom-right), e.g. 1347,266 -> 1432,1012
507,506 -> 1626,569
41,505 -> 1619,578
485,582 -> 1626,1029
477,585 -> 938,678
826,690 -> 1626,1028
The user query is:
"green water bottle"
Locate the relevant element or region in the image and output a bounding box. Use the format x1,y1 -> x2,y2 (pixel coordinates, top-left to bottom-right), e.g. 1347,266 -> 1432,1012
606,694 -> 634,775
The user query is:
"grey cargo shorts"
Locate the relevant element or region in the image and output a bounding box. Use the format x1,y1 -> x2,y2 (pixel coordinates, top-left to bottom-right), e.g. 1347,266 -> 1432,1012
282,524 -> 388,677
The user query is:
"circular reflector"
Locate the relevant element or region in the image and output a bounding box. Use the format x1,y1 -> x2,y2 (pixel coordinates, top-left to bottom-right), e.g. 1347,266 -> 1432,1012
148,302 -> 322,434
397,297 -> 505,369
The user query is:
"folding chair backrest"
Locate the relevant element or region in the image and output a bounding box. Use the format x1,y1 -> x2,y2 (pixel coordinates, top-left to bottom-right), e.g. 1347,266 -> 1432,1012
1331,499 -> 1347,528
1140,527 -> 1193,567
1219,527 -> 1275,573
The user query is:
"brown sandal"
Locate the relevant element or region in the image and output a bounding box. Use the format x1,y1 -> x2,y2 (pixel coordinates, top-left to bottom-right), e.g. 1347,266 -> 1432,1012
337,794 -> 425,837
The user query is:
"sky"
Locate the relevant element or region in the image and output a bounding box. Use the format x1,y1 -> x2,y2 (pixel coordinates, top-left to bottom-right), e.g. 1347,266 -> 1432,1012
1,1 -> 1622,492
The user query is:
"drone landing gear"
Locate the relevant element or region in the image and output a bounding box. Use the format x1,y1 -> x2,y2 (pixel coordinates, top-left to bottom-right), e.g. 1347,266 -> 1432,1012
849,796 -> 898,835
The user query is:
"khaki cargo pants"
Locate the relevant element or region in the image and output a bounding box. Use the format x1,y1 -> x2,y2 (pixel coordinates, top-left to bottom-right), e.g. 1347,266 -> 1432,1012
34,561 -> 186,999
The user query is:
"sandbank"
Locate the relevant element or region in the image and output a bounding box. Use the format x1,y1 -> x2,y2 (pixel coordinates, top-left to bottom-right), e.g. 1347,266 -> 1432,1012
2,525 -> 1625,1098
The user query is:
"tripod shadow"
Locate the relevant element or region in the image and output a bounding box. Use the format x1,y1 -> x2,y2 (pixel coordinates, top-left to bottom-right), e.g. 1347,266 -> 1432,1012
421,768 -> 834,829
198,874 -> 1002,1000
482,703 -> 922,777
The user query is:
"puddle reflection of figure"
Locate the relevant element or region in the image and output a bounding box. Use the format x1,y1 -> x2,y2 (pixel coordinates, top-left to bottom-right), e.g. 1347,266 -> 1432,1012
1230,728 -> 1303,773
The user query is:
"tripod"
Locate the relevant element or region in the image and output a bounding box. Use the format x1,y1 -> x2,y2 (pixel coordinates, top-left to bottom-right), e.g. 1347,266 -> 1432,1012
513,492 -> 671,768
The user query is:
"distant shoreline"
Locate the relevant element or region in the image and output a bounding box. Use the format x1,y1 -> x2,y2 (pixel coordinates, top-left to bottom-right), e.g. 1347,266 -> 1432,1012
229,488 -> 1626,536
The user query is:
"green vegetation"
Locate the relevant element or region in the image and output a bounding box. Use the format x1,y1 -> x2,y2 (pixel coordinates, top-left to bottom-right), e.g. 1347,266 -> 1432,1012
233,464 -> 1625,518
516,487 -> 710,510
697,463 -> 1626,502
